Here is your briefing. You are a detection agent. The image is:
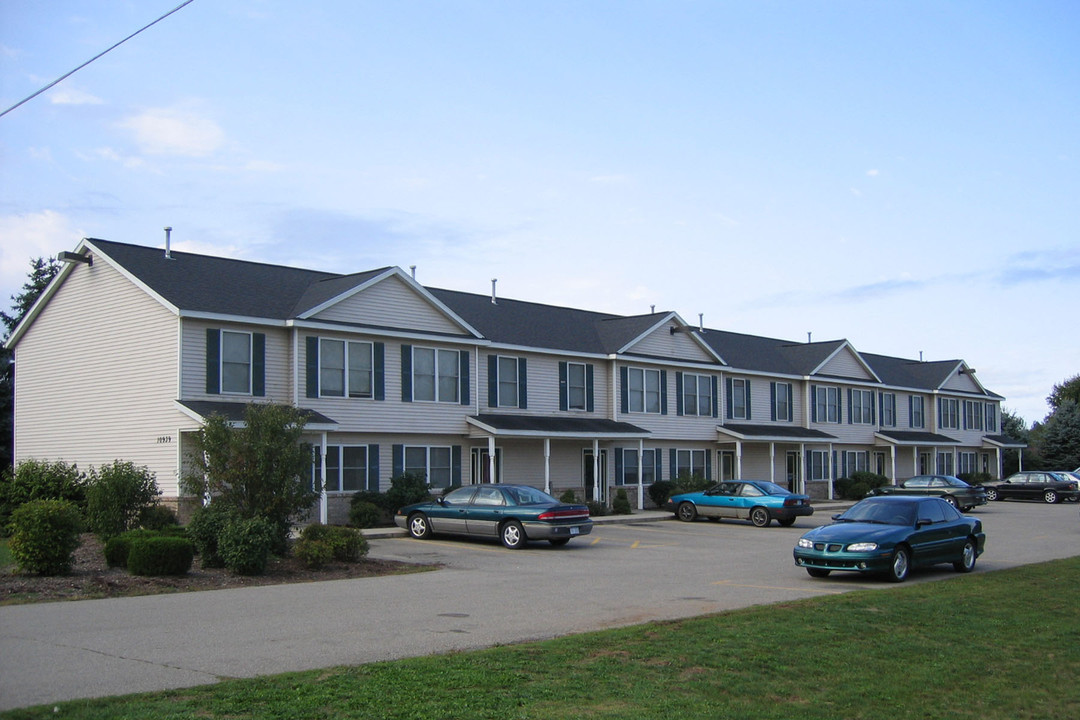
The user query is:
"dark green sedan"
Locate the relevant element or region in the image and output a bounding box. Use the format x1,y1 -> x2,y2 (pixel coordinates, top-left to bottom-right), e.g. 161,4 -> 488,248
867,474 -> 987,512
395,484 -> 593,549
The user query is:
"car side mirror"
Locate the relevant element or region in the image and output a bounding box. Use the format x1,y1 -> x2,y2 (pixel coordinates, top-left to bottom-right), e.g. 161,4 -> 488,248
831,514 -> 843,521
437,497 -> 447,506
916,518 -> 932,528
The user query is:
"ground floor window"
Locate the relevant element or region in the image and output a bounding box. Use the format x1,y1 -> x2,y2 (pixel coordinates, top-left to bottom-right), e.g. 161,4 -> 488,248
844,451 -> 869,476
617,448 -> 658,486
404,446 -> 454,488
810,450 -> 831,481
919,452 -> 931,475
937,452 -> 955,475
314,444 -> 377,493
671,448 -> 710,481
958,452 -> 977,475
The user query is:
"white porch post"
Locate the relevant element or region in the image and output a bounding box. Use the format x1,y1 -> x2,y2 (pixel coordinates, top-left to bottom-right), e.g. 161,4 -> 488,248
544,438 -> 551,495
799,443 -> 806,494
827,442 -> 834,500
592,438 -> 600,503
487,435 -> 496,484
319,432 -> 328,525
637,438 -> 644,510
768,442 -> 776,483
912,447 -> 918,475
890,445 -> 897,483
736,440 -> 743,478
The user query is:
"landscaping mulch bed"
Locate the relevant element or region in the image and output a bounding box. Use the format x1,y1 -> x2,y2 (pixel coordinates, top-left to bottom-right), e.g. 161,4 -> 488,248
0,533 -> 428,605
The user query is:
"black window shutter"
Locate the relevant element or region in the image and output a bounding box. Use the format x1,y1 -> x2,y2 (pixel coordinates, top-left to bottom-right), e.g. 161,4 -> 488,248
619,365 -> 629,414
586,364 -> 594,412
400,345 -> 412,402
745,379 -> 752,420
373,342 -> 385,401
654,451 -> 663,481
711,376 -> 719,418
811,386 -> 818,423
660,370 -> 668,415
848,389 -> 853,424
559,362 -> 568,411
205,329 -> 220,394
488,355 -> 498,407
726,377 -> 733,419
614,449 -> 624,486
669,448 -> 677,480
459,351 -> 470,406
518,358 -> 528,409
392,444 -> 404,477
705,449 -> 713,480
451,445 -> 462,484
770,382 -> 777,421
909,396 -> 914,428
367,445 -> 380,492
676,372 -> 684,416
305,336 -> 319,398
252,333 -> 265,396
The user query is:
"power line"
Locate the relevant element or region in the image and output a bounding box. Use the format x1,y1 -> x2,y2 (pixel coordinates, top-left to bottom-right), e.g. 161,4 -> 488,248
0,0 -> 198,120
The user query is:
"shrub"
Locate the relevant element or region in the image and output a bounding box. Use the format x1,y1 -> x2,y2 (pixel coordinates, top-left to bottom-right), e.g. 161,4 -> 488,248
186,503 -> 239,568
348,500 -> 383,529
0,459 -> 85,537
219,516 -> 277,575
8,499 -> 82,575
294,538 -> 334,569
587,501 -> 608,517
559,489 -> 580,504
299,523 -> 368,562
673,472 -> 713,494
104,528 -> 188,568
647,480 -> 676,508
958,472 -> 993,486
127,535 -> 194,576
835,471 -> 889,500
384,473 -> 432,512
84,461 -> 160,540
612,489 -> 632,515
140,504 -> 179,530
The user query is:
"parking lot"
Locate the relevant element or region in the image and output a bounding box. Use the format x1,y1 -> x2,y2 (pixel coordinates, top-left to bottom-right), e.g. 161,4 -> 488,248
1,499 -> 1078,710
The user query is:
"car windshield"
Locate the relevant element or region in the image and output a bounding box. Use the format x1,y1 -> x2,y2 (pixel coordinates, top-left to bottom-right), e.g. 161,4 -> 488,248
839,499 -> 915,526
752,481 -> 790,495
503,486 -> 559,506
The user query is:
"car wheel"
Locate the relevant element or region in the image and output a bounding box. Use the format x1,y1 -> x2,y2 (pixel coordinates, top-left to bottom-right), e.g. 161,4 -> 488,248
548,538 -> 570,547
886,546 -> 910,583
408,513 -> 432,540
777,517 -> 796,527
750,507 -> 771,527
500,520 -> 526,549
806,568 -> 831,578
942,495 -> 958,509
985,487 -> 999,501
953,538 -> 977,573
676,502 -> 698,522
1043,490 -> 1059,504
960,506 -> 973,513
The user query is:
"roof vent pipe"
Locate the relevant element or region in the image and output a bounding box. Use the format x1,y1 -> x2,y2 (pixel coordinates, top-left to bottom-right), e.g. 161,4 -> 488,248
807,331 -> 812,343
164,227 -> 172,259
698,313 -> 704,333
410,265 -> 416,280
650,304 -> 655,314
491,278 -> 498,305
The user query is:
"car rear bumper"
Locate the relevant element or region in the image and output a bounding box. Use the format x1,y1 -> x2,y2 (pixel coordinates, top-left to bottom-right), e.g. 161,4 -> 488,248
521,520 -> 593,540
772,505 -> 814,521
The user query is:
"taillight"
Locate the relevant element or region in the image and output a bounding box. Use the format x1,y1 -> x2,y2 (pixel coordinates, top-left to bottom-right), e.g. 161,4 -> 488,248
538,509 -> 590,520
783,498 -> 800,507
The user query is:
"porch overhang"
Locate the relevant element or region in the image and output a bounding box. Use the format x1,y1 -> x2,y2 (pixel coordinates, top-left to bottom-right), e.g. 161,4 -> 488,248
874,430 -> 960,446
982,434 -> 1027,450
717,424 -> 837,443
175,400 -> 339,431
467,414 -> 650,439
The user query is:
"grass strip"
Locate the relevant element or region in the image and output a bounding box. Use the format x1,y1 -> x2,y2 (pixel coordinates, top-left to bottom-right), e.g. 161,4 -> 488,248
4,557 -> 1079,720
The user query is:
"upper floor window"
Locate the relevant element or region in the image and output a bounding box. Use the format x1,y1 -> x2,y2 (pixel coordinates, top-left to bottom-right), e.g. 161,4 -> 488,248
812,385 -> 840,424
221,330 -> 252,394
771,382 -> 793,422
402,345 -> 467,404
727,378 -> 750,420
985,404 -> 998,433
880,393 -> 896,427
849,389 -> 874,424
489,355 -> 527,409
628,367 -> 663,414
206,328 -> 265,397
964,400 -> 984,431
939,398 -> 960,430
320,339 -> 373,398
567,362 -> 588,411
679,373 -> 715,417
910,396 -> 925,428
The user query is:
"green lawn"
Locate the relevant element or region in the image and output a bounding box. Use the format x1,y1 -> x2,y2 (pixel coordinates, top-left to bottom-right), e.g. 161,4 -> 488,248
4,558 -> 1079,720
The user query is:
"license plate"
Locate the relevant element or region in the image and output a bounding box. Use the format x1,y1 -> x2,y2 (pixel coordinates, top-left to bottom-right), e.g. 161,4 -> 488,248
570,527 -> 580,535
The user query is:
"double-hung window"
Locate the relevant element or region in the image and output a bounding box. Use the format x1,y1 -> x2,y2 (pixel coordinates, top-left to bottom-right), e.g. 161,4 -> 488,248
813,386 -> 840,423
618,448 -> 658,486
910,396 -> 925,428
405,446 -> 453,488
628,367 -> 662,414
412,347 -> 460,403
567,362 -> 588,410
221,330 -> 252,394
489,355 -> 527,408
850,389 -> 874,424
939,398 -> 960,429
958,452 -> 977,475
728,378 -> 749,420
673,449 -> 709,480
964,400 -> 984,431
880,393 -> 896,427
985,404 -> 998,432
680,373 -> 714,417
810,450 -> 831,480
320,339 -> 373,398
771,382 -> 793,422
320,445 -> 371,493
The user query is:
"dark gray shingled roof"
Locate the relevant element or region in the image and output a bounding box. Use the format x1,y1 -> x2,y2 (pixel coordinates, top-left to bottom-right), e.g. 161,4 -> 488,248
469,414 -> 649,436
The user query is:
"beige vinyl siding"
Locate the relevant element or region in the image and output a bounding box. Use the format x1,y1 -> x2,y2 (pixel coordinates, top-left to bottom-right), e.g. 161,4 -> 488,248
311,274 -> 464,334
12,258 -> 191,496
630,322 -> 715,362
478,352 -> 611,416
941,372 -> 981,393
180,320 -> 292,403
618,367 -> 718,441
818,348 -> 875,380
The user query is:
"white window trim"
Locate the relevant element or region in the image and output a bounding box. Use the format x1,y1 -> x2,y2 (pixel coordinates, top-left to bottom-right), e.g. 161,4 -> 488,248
628,367 -> 662,414
412,347 -> 460,404
220,329 -> 253,395
683,373 -> 714,417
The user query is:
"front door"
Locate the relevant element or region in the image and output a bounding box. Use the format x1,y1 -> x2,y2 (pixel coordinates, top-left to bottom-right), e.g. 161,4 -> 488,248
471,447 -> 501,484
583,449 -> 608,503
785,452 -> 800,492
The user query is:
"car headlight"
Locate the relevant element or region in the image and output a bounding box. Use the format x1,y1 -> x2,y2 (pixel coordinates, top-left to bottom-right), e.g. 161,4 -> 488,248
797,538 -> 814,549
846,542 -> 878,552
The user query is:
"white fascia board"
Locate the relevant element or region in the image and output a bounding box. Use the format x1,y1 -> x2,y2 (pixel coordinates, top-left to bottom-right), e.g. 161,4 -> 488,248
486,343 -> 607,360
289,319 -> 491,347
298,266 -> 484,339
611,354 -> 725,372
179,311 -> 287,328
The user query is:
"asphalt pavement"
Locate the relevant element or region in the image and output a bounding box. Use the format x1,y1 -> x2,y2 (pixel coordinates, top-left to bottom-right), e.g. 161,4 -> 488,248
2,500 -> 1076,712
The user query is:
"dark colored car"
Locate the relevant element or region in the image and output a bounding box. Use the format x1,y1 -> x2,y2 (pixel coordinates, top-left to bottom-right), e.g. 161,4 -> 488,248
984,471 -> 1080,504
394,484 -> 592,549
665,480 -> 813,527
793,496 -> 985,582
867,474 -> 987,512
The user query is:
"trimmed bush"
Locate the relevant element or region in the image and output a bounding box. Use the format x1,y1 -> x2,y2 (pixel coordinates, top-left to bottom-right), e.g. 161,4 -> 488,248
104,528 -> 188,568
127,535 -> 194,576
587,501 -> 608,517
8,499 -> 82,575
219,516 -> 277,575
384,473 -> 432,512
299,523 -> 368,562
0,459 -> 85,537
186,503 -> 238,568
348,500 -> 383,529
612,489 -> 632,515
140,504 -> 179,530
84,461 -> 160,540
958,471 -> 993,486
294,538 -> 334,569
673,472 -> 713,494
559,489 -> 580,504
647,480 -> 676,508
835,471 -> 890,500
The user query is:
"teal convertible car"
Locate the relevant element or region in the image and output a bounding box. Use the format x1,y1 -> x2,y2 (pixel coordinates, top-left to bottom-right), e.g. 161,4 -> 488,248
395,484 -> 592,549
793,496 -> 985,582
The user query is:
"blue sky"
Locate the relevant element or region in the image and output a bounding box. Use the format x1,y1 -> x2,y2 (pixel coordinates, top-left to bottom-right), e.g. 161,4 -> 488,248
2,1 -> 1078,425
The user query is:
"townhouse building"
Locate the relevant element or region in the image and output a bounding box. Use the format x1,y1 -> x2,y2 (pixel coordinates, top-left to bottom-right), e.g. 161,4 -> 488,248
6,238 -> 1022,523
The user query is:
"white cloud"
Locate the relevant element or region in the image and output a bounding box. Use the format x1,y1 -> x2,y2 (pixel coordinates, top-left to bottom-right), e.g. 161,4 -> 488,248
118,106 -> 225,157
0,211 -> 82,302
49,87 -> 103,106
866,169 -> 879,177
